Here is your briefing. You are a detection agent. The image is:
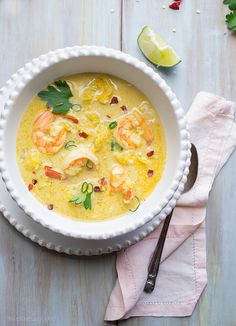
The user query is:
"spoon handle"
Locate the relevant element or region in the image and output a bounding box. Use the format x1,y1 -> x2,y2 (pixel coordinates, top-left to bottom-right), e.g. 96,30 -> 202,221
144,209 -> 174,293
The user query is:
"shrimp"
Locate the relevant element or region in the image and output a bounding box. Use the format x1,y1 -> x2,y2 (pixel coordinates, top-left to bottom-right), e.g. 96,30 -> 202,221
32,110 -> 67,154
63,146 -> 99,176
115,110 -> 153,149
44,165 -> 66,180
109,164 -> 133,203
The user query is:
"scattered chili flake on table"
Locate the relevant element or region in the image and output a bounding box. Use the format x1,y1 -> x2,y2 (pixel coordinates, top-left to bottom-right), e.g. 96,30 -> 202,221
147,150 -> 154,157
169,0 -> 181,10
32,179 -> 37,185
79,131 -> 88,138
28,183 -> 33,191
121,105 -> 127,112
147,169 -> 154,177
94,186 -> 102,193
48,204 -> 54,210
110,96 -> 118,104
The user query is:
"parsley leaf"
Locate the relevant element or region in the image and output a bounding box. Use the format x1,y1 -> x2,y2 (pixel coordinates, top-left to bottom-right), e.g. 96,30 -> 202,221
38,80 -> 74,114
224,0 -> 236,10
226,11 -> 236,30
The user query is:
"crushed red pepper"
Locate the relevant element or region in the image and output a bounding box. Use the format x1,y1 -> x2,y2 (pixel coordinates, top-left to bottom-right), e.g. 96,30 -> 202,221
121,105 -> 127,112
99,177 -> 107,186
48,204 -> 54,210
147,150 -> 154,157
94,186 -> 102,193
147,169 -> 154,177
32,179 -> 37,185
110,96 -> 118,104
169,0 -> 181,10
28,184 -> 33,191
79,131 -> 88,138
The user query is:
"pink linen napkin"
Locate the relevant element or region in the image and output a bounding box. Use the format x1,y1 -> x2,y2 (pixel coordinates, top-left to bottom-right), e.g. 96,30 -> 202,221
105,92 -> 236,320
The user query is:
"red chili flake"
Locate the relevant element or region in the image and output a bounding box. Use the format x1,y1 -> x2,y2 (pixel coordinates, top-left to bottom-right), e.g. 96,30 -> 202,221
106,115 -> 111,119
32,171 -> 36,175
110,96 -> 118,104
28,184 -> 33,191
147,150 -> 154,157
147,169 -> 154,177
48,204 -> 54,210
94,186 -> 101,193
79,131 -> 88,138
32,179 -> 37,185
99,177 -> 107,186
121,105 -> 127,112
169,1 -> 181,10
66,114 -> 79,124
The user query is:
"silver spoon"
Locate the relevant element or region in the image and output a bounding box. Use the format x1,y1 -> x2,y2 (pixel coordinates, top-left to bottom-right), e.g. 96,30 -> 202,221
144,144 -> 198,293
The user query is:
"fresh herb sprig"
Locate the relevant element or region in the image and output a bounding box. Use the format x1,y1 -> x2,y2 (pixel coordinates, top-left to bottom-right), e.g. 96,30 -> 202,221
38,80 -> 81,114
69,182 -> 93,210
223,0 -> 236,31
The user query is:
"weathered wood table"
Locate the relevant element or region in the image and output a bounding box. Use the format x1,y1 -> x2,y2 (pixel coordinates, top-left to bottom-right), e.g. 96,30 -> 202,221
0,1 -> 235,325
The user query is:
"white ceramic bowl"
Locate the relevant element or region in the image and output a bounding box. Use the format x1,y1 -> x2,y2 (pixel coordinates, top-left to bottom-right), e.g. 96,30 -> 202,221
0,46 -> 190,240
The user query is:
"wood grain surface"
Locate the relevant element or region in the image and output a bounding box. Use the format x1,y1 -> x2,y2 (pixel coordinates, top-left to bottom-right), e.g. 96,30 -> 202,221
0,1 -> 235,325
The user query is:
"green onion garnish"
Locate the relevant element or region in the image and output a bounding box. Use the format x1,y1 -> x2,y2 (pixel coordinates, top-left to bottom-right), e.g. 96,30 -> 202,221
69,194 -> 81,203
111,139 -> 123,152
69,181 -> 94,210
72,104 -> 82,112
129,196 -> 141,212
83,192 -> 92,210
111,139 -> 115,151
109,121 -> 118,129
81,182 -> 88,193
86,160 -> 94,169
64,140 -> 77,150
74,193 -> 86,205
87,183 -> 93,194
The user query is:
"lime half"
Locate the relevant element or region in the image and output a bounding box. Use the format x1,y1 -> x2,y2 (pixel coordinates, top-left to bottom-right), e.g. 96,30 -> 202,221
137,26 -> 181,68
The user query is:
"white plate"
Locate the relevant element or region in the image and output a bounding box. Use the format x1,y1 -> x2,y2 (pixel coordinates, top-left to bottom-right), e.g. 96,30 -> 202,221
0,78 -> 189,255
0,46 -> 190,240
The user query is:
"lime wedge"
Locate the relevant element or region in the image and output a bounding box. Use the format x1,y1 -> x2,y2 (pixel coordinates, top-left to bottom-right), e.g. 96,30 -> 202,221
137,26 -> 181,68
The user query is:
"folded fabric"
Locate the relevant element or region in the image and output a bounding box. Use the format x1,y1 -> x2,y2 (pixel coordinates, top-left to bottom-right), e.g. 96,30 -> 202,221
105,92 -> 236,320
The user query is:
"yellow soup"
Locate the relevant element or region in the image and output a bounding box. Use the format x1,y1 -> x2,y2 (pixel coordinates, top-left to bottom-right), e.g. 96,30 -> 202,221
16,73 -> 166,221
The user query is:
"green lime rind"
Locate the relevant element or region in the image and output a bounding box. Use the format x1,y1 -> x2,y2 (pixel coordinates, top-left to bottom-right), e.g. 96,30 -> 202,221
137,26 -> 181,68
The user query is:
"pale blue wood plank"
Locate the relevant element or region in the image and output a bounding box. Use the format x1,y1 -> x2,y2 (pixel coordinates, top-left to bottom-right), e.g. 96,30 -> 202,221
121,0 -> 236,325
0,0 -> 121,325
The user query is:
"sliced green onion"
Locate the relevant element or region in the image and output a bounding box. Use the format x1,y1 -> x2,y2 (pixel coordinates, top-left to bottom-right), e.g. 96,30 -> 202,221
69,193 -> 86,204
86,160 -> 94,169
111,139 -> 123,152
111,139 -> 115,151
64,140 -> 77,150
81,182 -> 88,193
87,183 -> 93,194
129,196 -> 141,212
69,194 -> 81,203
83,192 -> 92,210
72,104 -> 82,112
109,121 -> 117,129
74,193 -> 86,205
115,142 -> 123,151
